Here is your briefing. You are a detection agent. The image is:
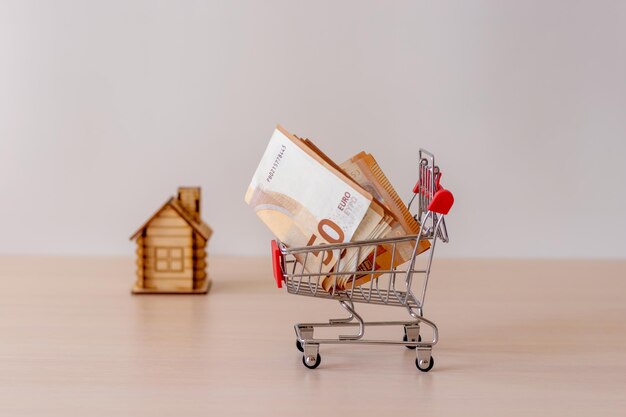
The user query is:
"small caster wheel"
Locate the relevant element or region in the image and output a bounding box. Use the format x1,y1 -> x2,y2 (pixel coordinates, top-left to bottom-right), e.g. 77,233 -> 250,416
403,334 -> 422,349
296,340 -> 304,352
302,353 -> 321,369
415,356 -> 434,372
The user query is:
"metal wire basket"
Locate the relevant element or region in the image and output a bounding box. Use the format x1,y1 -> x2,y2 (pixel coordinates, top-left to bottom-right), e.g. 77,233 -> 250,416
271,149 -> 454,371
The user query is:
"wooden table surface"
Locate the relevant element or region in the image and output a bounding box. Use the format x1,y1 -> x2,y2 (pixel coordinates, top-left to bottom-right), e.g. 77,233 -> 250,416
0,256 -> 624,416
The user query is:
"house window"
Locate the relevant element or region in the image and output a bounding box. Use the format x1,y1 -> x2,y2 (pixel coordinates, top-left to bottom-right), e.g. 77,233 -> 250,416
154,247 -> 184,272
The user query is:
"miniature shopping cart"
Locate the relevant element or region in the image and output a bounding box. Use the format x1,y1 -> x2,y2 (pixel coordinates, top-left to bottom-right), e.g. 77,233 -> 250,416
270,149 -> 454,371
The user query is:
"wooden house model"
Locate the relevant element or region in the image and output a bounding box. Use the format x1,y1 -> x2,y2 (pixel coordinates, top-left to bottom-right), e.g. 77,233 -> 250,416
130,187 -> 212,294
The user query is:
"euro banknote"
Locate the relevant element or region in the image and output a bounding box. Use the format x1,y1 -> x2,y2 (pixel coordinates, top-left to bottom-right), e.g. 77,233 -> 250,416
334,152 -> 431,290
245,126 -> 392,275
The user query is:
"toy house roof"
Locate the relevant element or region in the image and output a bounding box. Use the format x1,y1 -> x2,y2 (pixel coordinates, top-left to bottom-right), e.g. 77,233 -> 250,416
129,197 -> 213,241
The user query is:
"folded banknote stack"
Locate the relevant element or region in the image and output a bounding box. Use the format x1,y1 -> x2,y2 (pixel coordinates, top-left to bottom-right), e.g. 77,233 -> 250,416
245,125 -> 430,291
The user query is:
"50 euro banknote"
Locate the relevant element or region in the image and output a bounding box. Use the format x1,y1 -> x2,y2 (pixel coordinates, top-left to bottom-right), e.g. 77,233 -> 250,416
245,126 -> 392,276
329,152 -> 432,291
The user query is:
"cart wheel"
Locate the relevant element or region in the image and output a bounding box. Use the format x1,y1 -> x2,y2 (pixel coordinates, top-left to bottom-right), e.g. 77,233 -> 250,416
302,354 -> 321,369
415,356 -> 434,372
296,340 -> 304,352
403,334 -> 422,349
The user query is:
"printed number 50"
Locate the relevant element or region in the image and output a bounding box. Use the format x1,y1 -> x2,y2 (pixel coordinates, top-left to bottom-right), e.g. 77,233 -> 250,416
306,219 -> 345,266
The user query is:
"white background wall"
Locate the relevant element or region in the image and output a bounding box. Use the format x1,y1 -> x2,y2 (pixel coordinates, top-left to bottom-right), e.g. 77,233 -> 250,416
1,1 -> 625,258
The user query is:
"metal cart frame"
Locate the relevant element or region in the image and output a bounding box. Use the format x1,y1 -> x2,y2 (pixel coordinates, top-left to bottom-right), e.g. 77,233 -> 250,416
271,149 -> 454,371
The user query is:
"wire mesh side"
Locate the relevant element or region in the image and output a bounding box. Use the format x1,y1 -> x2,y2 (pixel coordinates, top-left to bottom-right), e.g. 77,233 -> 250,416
278,234 -> 427,309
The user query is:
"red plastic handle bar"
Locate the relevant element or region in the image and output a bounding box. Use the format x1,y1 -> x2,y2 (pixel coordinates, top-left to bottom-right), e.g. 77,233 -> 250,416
427,189 -> 454,215
413,171 -> 443,195
271,240 -> 283,288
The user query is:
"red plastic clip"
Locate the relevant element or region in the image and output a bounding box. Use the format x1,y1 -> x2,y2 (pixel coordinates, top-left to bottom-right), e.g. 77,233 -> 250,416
271,240 -> 283,289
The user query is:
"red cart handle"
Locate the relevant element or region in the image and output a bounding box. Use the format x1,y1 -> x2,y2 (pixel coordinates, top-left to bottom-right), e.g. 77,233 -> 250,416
428,189 -> 454,215
271,240 -> 283,289
413,171 -> 443,195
